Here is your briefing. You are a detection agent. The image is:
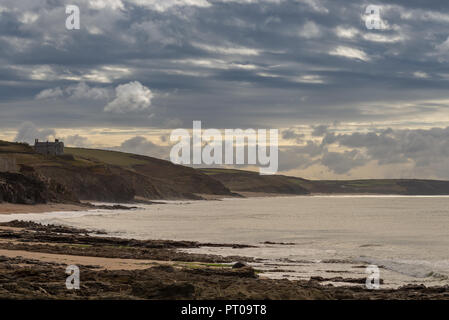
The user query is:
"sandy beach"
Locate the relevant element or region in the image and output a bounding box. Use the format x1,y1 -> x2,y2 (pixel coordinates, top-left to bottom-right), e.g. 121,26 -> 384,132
0,203 -> 87,215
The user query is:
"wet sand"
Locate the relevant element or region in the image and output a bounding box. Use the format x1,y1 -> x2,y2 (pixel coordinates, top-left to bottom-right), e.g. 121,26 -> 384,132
0,203 -> 87,215
0,249 -> 174,270
0,202 -> 140,215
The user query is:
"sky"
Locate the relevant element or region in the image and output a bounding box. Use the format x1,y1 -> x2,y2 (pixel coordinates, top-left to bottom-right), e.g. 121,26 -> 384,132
1,0 -> 449,179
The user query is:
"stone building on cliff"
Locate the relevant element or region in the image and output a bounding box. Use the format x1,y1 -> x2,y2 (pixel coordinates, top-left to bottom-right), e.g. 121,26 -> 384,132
34,139 -> 64,156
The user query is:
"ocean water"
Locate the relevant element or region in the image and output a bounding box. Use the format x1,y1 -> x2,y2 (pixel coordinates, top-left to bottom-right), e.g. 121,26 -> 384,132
2,195 -> 449,288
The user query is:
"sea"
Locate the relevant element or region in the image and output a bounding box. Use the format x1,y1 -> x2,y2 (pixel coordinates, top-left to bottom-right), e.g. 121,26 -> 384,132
1,195 -> 448,288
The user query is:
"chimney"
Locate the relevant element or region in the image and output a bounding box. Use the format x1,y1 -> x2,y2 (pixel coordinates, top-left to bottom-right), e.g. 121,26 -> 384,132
35,139 -> 38,145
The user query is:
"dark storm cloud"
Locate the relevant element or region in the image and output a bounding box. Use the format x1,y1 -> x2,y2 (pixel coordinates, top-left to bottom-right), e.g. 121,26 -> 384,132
281,128 -> 305,142
323,127 -> 449,169
311,124 -> 329,136
1,0 -> 449,129
275,125 -> 449,178
321,150 -> 368,174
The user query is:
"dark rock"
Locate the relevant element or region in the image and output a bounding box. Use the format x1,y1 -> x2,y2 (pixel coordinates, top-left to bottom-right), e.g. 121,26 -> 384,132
0,171 -> 78,205
0,172 -> 48,204
232,262 -> 246,269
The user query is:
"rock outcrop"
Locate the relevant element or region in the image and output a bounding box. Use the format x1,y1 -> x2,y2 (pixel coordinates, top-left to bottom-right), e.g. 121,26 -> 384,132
0,169 -> 78,205
0,172 -> 48,204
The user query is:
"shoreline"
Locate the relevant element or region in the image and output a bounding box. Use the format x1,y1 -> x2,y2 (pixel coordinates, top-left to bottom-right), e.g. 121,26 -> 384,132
0,203 -> 88,215
0,220 -> 447,299
3,191 -> 449,215
0,201 -> 142,215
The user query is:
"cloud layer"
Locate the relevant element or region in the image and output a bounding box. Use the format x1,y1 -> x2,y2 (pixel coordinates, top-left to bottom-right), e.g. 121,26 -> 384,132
3,1 -> 449,178
1,0 -> 449,128
278,125 -> 449,179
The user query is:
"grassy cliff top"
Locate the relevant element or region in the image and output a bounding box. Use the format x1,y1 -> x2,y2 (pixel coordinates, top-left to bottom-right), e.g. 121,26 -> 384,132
65,147 -> 150,167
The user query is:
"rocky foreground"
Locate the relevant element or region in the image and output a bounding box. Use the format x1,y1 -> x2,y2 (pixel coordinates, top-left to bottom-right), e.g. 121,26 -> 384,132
0,221 -> 447,300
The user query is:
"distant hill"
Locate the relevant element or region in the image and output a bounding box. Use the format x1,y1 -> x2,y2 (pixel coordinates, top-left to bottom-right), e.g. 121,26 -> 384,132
2,139 -> 449,205
200,168 -> 449,196
200,168 -> 310,195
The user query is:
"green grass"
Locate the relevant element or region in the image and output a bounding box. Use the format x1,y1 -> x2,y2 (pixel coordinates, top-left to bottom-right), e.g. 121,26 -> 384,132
0,141 -> 146,168
204,263 -> 232,268
0,140 -> 97,168
65,147 -> 149,167
66,244 -> 93,248
0,141 -> 34,154
200,168 -> 257,175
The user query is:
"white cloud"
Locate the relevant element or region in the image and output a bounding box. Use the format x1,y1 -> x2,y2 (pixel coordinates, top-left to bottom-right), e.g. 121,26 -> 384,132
435,36 -> 449,54
64,134 -> 91,147
173,58 -> 258,71
400,9 -> 449,24
335,26 -> 359,39
128,0 -> 211,12
18,64 -> 131,83
295,0 -> 329,14
292,74 -> 325,84
35,87 -> 64,100
14,122 -> 55,144
19,12 -> 39,24
104,81 -> 154,113
413,71 -> 429,79
80,66 -> 132,83
87,0 -> 125,10
363,33 -> 403,43
65,82 -> 111,100
217,0 -> 283,3
257,72 -> 281,78
86,26 -> 104,35
29,65 -> 57,81
298,21 -> 321,39
36,82 -> 111,101
113,136 -> 169,159
192,42 -> 260,56
329,46 -> 370,62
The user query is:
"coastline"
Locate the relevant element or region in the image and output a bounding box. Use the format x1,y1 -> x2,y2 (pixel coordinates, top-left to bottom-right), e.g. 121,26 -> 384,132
0,194 -> 276,215
0,203 -> 88,215
0,220 -> 447,299
0,196 -> 448,300
3,191 -> 449,215
0,201 -> 141,215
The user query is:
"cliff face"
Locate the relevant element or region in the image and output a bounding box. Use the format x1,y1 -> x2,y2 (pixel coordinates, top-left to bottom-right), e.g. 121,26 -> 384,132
56,148 -> 233,201
35,165 -> 138,202
34,153 -> 233,202
0,172 -> 49,204
0,141 -> 233,203
0,170 -> 79,205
